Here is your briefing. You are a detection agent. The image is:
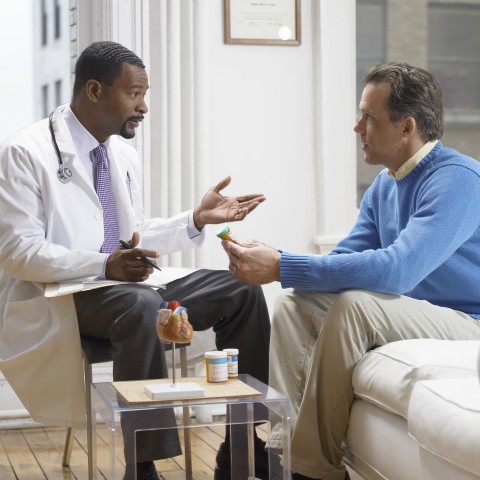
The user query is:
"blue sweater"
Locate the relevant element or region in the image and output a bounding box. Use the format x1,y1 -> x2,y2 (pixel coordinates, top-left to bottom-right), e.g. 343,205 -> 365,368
280,142 -> 480,318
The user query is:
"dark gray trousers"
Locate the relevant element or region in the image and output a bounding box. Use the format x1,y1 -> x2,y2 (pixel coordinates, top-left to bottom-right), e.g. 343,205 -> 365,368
74,269 -> 271,463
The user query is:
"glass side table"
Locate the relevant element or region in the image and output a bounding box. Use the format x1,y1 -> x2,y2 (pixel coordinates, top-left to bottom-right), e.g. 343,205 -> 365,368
91,374 -> 291,479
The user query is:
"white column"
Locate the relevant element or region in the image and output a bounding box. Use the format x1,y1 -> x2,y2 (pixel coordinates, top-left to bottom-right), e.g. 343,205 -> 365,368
312,0 -> 358,252
190,1 -> 210,267
164,0 -> 183,266
147,0 -> 210,269
148,0 -> 169,222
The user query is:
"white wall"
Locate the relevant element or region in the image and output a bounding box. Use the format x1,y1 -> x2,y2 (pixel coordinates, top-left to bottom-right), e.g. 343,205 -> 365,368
0,0 -> 34,142
196,1 -> 318,308
201,4 -> 317,249
144,0 -> 358,311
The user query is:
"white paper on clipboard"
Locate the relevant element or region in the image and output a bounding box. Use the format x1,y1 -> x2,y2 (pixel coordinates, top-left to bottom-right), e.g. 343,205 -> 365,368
44,267 -> 197,298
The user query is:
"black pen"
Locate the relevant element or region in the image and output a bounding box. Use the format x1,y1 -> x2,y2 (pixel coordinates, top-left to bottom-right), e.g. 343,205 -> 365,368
119,240 -> 162,271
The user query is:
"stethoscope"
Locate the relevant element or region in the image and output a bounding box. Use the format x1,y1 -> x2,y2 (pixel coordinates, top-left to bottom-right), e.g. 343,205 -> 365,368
48,112 -> 132,199
49,112 -> 73,184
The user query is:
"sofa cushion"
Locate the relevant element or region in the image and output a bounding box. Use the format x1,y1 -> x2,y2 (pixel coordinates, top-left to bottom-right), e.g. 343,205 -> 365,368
408,378 -> 480,476
352,339 -> 480,418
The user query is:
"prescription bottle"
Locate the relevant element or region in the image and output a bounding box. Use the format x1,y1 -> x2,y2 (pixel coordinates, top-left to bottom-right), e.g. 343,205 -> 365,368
223,348 -> 239,379
216,225 -> 236,243
205,351 -> 228,383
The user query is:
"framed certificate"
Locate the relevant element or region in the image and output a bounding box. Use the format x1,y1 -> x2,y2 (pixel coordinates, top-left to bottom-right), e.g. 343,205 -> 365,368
224,0 -> 301,46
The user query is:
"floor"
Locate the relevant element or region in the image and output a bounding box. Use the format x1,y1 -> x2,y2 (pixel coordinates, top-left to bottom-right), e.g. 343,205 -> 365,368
0,421 -> 361,480
0,422 -> 226,480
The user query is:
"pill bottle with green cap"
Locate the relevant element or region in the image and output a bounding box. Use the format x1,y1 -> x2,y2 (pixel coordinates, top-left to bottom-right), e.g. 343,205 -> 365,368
223,348 -> 239,379
216,225 -> 236,243
205,351 -> 228,383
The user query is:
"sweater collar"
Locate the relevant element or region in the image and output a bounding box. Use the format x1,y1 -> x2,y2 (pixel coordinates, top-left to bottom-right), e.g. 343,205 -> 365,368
388,140 -> 438,181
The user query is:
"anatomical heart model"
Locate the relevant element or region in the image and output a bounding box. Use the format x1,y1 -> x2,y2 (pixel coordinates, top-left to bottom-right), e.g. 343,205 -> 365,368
156,301 -> 193,344
147,301 -> 203,399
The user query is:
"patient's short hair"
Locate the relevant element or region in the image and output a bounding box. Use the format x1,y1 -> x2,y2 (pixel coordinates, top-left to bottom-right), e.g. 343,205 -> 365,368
365,62 -> 444,141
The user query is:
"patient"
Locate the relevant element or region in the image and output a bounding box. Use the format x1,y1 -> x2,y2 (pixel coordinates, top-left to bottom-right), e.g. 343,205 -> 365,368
221,62 -> 480,479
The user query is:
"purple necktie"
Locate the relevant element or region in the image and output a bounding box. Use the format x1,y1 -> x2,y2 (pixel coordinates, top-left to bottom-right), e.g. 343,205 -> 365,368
92,145 -> 120,254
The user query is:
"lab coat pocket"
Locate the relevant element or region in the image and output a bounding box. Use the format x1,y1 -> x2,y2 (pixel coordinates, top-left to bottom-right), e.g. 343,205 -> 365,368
3,296 -> 59,357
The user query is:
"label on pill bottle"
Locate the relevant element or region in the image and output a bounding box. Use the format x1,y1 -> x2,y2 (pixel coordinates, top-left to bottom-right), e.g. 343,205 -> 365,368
223,348 -> 239,379
205,351 -> 228,383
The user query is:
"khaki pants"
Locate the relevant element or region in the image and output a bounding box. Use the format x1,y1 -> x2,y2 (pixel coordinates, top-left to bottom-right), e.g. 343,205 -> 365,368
269,289 -> 480,479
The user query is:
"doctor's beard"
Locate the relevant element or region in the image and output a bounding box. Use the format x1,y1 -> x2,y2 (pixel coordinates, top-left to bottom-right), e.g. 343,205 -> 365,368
120,116 -> 144,139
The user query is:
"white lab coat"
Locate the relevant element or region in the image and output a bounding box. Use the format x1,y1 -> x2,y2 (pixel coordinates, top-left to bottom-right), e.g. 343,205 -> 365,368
0,105 -> 203,427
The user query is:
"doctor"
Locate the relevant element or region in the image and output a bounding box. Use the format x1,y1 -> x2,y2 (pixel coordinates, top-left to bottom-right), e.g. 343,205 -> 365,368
0,41 -> 275,480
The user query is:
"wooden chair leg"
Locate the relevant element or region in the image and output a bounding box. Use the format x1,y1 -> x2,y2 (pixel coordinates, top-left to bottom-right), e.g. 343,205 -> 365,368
62,427 -> 75,467
180,346 -> 192,480
84,356 -> 95,480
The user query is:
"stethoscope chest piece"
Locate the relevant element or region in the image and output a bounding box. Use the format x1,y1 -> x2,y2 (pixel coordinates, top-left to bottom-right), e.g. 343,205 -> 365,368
57,167 -> 73,184
50,111 -> 74,184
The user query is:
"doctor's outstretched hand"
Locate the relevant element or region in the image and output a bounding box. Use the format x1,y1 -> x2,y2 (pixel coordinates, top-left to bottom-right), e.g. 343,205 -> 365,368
222,239 -> 281,285
105,231 -> 159,282
193,176 -> 266,230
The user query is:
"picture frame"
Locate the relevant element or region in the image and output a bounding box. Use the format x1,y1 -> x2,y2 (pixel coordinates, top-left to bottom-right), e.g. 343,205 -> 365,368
224,0 -> 301,46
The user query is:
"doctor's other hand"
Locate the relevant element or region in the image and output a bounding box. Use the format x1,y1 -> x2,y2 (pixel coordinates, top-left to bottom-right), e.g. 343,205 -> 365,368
222,239 -> 281,285
105,232 -> 159,282
193,175 -> 266,230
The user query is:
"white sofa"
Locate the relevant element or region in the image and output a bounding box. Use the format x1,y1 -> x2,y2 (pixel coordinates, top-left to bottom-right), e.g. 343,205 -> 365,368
343,339 -> 480,480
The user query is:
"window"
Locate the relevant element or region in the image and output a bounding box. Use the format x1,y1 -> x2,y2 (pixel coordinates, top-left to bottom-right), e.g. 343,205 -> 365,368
356,0 -> 386,102
42,84 -> 49,118
54,79 -> 62,107
428,4 -> 480,120
41,0 -> 48,46
356,0 -> 387,203
356,0 -> 480,205
54,0 -> 61,39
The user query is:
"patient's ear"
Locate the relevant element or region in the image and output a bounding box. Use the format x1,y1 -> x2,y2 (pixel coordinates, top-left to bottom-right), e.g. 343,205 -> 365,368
403,116 -> 417,136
